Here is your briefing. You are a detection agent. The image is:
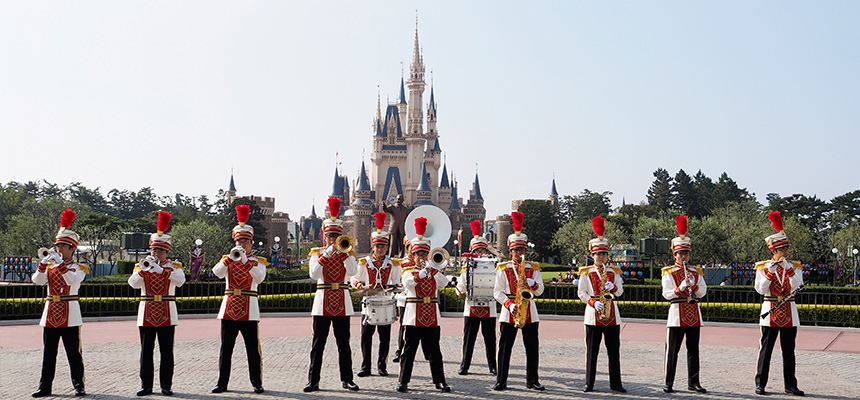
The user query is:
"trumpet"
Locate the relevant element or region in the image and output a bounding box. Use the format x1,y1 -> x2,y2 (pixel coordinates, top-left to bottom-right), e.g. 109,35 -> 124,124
428,247 -> 450,269
335,235 -> 354,254
229,246 -> 246,262
140,257 -> 154,272
37,247 -> 61,264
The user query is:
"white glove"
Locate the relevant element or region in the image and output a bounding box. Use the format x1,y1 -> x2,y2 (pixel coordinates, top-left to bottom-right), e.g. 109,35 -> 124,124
678,280 -> 689,291
47,250 -> 63,265
509,304 -> 517,314
323,245 -> 334,257
526,278 -> 536,287
604,281 -> 615,291
231,246 -> 249,264
418,268 -> 429,279
594,301 -> 604,311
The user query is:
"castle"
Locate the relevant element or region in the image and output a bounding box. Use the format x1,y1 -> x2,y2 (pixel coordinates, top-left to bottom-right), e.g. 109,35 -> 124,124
311,24 -> 487,255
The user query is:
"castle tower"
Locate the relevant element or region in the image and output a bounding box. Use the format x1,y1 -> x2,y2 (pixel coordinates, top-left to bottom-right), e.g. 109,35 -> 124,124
227,172 -> 237,205
464,173 -> 487,224
437,161 -> 452,215
349,160 -> 374,254
414,163 -> 433,206
397,78 -> 408,135
426,84 -> 442,204
404,23 -> 426,201
550,177 -> 559,210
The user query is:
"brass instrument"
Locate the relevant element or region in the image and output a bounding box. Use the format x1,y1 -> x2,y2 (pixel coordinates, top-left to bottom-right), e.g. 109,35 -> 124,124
596,263 -> 615,323
335,235 -> 354,253
428,247 -> 450,269
37,247 -> 60,263
682,261 -> 695,303
229,246 -> 245,262
512,254 -> 534,328
140,257 -> 154,272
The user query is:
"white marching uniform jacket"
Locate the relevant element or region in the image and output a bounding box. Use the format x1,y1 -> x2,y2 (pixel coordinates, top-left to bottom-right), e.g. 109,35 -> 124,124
661,264 -> 707,327
494,261 -> 544,324
755,259 -> 803,327
213,255 -> 267,321
457,270 -> 498,318
578,265 -> 624,326
308,246 -> 358,316
401,266 -> 449,327
32,261 -> 87,328
128,261 -> 186,327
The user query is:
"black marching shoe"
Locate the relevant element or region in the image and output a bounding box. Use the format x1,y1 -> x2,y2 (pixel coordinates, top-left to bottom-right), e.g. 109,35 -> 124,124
161,388 -> 173,396
582,385 -> 593,392
396,382 -> 408,393
489,366 -> 497,375
785,387 -> 805,396
378,368 -> 388,377
303,383 -> 319,393
610,385 -> 627,393
689,383 -> 707,393
493,382 -> 507,391
74,387 -> 87,396
357,370 -> 371,377
527,382 -> 545,391
755,386 -> 766,395
211,385 -> 227,393
392,352 -> 401,363
136,388 -> 152,396
253,385 -> 265,394
31,388 -> 51,398
342,381 -> 359,391
458,367 -> 468,375
663,385 -> 674,393
436,382 -> 451,392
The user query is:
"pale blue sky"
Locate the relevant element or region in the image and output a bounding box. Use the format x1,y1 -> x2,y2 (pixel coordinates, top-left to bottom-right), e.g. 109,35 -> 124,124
2,1 -> 858,220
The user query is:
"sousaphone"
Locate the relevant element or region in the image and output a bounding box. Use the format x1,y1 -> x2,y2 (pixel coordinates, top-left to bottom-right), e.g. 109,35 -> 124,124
404,205 -> 452,249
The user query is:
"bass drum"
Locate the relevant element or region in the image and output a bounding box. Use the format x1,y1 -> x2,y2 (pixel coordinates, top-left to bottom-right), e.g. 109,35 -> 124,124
361,296 -> 398,325
467,257 -> 497,307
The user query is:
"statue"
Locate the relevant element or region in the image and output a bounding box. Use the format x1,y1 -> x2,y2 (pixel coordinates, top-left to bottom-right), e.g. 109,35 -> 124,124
383,195 -> 411,258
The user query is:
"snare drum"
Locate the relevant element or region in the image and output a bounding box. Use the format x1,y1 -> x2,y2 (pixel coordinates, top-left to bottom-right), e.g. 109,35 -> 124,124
361,296 -> 398,325
467,258 -> 497,306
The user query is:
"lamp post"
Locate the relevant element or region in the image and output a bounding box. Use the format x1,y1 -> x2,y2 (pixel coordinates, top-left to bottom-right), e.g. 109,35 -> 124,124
832,248 -> 840,286
453,240 -> 459,267
272,236 -> 281,269
853,248 -> 859,287
191,239 -> 203,281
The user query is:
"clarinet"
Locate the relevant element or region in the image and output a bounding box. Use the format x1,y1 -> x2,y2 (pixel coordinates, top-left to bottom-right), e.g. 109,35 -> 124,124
761,283 -> 805,319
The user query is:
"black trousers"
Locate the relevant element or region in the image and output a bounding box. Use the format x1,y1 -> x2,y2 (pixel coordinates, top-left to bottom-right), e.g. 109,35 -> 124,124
139,326 -> 175,390
308,316 -> 353,384
217,320 -> 262,388
460,317 -> 497,372
398,326 -> 446,385
755,326 -> 798,389
359,322 -> 391,372
584,324 -> 622,388
395,306 -> 431,360
664,326 -> 700,387
38,326 -> 85,391
496,322 -> 539,385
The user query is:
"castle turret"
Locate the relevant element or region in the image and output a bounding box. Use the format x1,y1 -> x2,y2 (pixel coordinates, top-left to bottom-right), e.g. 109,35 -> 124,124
438,162 -> 452,214
464,173 -> 486,224
349,160 -> 374,254
414,163 -> 433,206
550,177 -> 559,210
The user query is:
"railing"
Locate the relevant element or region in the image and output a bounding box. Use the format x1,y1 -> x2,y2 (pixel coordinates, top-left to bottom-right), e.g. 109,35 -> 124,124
3,281 -> 859,327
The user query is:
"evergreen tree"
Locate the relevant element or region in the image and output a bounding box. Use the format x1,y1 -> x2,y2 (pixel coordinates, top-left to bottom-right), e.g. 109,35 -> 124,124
690,170 -> 715,218
517,199 -> 559,261
671,169 -> 695,214
647,168 -> 673,211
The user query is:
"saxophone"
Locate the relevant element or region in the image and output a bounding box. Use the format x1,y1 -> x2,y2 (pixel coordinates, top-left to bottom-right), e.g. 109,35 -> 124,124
596,264 -> 614,323
512,254 -> 534,328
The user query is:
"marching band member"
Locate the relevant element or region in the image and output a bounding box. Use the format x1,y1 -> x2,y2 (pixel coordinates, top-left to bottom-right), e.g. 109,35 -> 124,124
578,216 -> 626,393
754,211 -> 804,396
493,211 -> 544,391
304,197 -> 359,392
211,205 -> 267,394
396,217 -> 450,393
351,212 -> 401,377
31,209 -> 88,398
661,216 -> 707,393
128,212 -> 186,396
456,220 -> 497,376
392,236 -> 413,363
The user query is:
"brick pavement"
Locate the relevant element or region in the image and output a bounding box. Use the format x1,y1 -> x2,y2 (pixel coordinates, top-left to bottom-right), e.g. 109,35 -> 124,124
1,315 -> 859,399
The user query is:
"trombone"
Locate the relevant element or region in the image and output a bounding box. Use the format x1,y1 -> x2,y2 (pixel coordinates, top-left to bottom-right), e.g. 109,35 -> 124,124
335,235 -> 354,253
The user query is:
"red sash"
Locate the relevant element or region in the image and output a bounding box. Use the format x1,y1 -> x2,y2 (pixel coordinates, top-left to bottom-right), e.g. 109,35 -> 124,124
319,253 -> 348,316
670,268 -> 701,327
224,259 -> 254,321
503,266 -> 533,325
367,257 -> 391,289
414,270 -> 439,327
142,268 -> 171,327
46,262 -> 73,328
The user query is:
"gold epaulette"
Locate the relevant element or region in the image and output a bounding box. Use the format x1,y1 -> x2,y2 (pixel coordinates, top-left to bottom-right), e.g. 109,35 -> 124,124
459,266 -> 468,274
611,266 -> 622,274
171,261 -> 184,271
358,258 -> 367,266
75,264 -> 90,274
133,264 -> 141,272
496,262 -> 509,271
308,247 -> 321,257
695,267 -> 704,275
661,266 -> 675,276
256,256 -> 269,267
790,260 -> 802,270
391,258 -> 402,267
529,262 -> 542,272
400,267 -> 414,276
219,255 -> 229,264
755,261 -> 769,270
578,266 -> 591,275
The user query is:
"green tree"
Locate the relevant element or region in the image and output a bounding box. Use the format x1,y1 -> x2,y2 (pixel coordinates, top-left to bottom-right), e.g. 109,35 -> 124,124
0,197 -> 88,255
688,216 -> 730,265
671,169 -> 695,214
830,190 -> 860,222
647,168 -> 673,211
552,219 -> 627,266
711,200 -> 771,263
169,219 -> 234,265
713,172 -> 754,209
690,170 -> 715,218
517,199 -> 559,261
66,182 -> 111,215
76,213 -> 124,273
225,198 -> 269,247
558,189 -> 612,224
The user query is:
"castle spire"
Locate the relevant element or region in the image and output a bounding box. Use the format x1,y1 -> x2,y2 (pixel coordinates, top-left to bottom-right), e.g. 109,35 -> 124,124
376,85 -> 382,121
412,13 -> 422,70
551,177 -> 558,196
357,159 -> 371,191
473,173 -> 483,201
427,80 -> 437,121
398,77 -> 407,105
229,170 -> 236,192
439,161 -> 449,188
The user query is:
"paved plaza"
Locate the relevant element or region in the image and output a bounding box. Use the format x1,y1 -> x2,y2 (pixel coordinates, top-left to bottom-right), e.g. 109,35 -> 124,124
2,314 -> 858,399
